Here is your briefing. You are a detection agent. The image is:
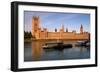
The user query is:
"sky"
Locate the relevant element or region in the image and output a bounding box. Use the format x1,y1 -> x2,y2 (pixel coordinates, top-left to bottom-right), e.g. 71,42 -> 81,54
24,11 -> 90,33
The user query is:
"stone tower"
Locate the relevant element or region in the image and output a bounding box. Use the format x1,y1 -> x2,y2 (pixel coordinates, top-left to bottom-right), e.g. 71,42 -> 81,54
62,24 -> 64,32
80,24 -> 83,33
32,16 -> 40,37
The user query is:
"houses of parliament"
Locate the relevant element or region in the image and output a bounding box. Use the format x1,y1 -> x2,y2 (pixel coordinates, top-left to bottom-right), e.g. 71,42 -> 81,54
31,16 -> 89,40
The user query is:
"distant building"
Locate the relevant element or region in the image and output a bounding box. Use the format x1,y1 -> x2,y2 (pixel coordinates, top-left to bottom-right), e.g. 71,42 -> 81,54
31,16 -> 89,40
80,24 -> 83,34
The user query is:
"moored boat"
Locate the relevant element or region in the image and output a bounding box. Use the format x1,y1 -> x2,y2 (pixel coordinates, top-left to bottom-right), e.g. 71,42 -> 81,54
42,42 -> 72,50
75,40 -> 90,47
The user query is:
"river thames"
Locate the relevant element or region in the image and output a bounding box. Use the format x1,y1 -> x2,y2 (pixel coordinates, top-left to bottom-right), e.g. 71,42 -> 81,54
24,40 -> 90,61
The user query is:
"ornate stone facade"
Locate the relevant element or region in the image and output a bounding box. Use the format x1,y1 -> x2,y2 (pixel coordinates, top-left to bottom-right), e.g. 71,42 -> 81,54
31,16 -> 89,40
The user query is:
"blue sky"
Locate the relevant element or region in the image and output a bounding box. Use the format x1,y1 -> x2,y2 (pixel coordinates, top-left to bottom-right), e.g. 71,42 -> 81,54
24,11 -> 90,33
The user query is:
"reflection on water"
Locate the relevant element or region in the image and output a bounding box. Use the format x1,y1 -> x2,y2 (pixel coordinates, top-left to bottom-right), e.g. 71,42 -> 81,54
24,40 -> 90,61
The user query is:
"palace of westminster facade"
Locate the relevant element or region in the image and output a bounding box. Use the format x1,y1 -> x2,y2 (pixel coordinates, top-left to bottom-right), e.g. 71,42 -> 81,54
31,16 -> 89,40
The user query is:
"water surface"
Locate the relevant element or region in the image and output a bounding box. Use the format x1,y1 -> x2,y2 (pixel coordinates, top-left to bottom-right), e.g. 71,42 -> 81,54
24,40 -> 90,61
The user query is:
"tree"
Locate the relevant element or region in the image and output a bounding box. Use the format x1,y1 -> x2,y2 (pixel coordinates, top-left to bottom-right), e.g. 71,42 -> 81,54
24,31 -> 32,38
